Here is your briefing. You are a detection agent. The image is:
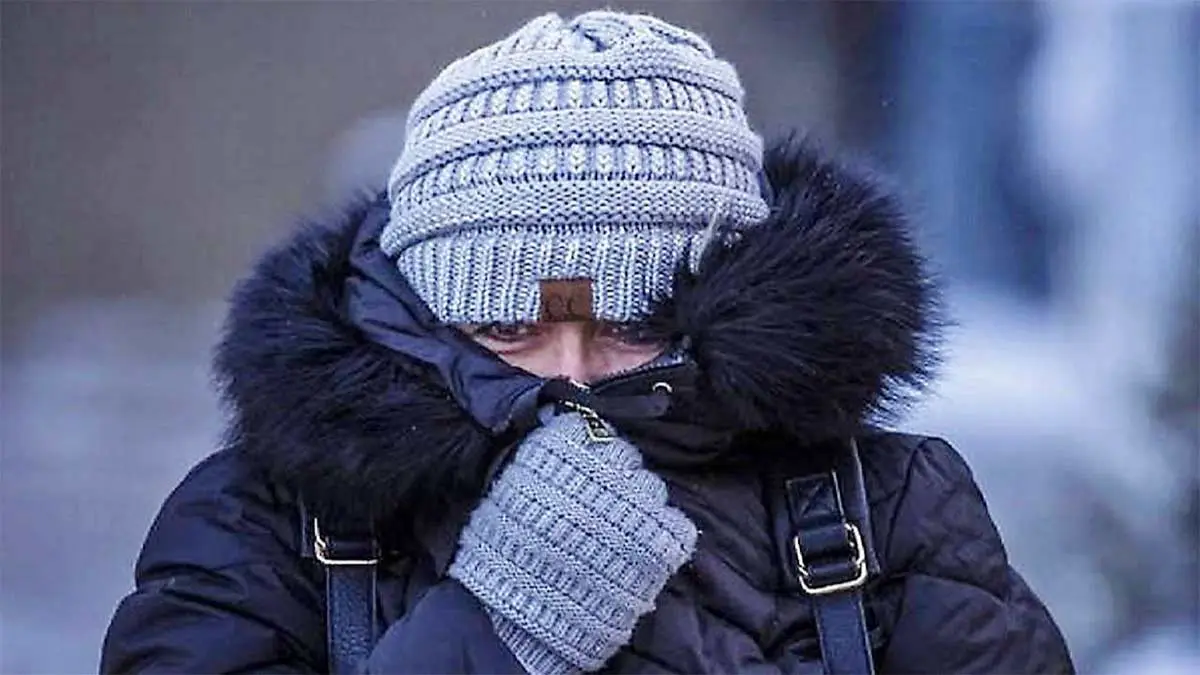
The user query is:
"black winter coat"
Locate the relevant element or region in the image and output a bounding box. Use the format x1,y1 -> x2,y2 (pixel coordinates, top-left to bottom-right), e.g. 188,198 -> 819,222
101,140 -> 1074,674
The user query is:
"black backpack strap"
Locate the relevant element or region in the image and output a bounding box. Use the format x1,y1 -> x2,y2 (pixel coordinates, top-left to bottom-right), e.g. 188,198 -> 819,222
301,502 -> 380,674
783,438 -> 876,675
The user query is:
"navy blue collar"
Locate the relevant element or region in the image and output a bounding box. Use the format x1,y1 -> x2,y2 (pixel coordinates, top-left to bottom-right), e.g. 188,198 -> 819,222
342,196 -> 543,434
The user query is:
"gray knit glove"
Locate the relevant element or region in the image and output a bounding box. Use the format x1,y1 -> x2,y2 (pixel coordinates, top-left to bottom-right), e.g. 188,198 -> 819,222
447,409 -> 698,674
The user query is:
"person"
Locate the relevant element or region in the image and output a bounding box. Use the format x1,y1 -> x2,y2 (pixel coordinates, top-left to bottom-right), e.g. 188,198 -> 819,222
100,10 -> 1074,674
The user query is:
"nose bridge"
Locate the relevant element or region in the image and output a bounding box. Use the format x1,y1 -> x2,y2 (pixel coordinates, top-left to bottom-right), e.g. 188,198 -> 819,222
550,323 -> 595,383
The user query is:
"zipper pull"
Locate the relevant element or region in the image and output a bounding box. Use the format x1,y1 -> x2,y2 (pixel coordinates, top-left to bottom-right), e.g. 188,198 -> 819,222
560,400 -> 615,443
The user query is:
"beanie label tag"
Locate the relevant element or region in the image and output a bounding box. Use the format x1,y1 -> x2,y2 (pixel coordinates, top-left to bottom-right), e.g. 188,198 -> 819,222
539,278 -> 593,322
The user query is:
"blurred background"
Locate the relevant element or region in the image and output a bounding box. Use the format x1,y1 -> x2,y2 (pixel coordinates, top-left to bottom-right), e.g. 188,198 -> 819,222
2,0 -> 1197,671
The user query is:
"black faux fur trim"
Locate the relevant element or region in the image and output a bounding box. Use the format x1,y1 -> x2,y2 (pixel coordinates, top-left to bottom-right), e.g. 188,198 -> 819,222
212,202 -> 493,528
213,137 -> 942,524
648,137 -> 942,440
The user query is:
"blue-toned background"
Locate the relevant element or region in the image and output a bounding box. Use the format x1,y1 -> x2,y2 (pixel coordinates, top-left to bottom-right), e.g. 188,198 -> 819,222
2,1 -> 1196,671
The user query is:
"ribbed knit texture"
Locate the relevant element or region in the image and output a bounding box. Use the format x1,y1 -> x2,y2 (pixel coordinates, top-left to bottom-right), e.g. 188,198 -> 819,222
382,11 -> 769,324
448,411 -> 698,674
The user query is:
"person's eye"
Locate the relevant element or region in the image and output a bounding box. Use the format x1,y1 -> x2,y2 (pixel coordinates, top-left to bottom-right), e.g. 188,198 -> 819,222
466,322 -> 537,343
598,322 -> 666,347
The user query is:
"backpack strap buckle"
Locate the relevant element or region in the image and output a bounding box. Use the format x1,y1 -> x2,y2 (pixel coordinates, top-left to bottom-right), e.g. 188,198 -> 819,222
778,437 -> 877,674
792,521 -> 868,595
313,518 -> 379,566
303,509 -> 380,673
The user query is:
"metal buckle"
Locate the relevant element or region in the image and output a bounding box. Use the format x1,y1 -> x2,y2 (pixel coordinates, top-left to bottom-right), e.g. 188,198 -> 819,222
793,522 -> 868,595
312,518 -> 378,566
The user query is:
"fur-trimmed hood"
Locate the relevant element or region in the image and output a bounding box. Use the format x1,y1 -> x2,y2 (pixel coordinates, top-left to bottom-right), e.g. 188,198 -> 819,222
213,138 -> 942,527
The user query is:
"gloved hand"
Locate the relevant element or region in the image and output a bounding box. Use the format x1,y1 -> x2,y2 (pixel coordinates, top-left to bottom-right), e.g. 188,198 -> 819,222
448,408 -> 698,674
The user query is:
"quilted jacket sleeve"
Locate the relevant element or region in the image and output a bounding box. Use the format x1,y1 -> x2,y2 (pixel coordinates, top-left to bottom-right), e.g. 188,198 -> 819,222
878,438 -> 1075,674
100,451 -> 326,673
100,449 -> 527,674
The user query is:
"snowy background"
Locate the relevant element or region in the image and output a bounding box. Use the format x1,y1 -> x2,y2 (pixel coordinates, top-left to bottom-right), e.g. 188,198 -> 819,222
2,1 -> 1197,672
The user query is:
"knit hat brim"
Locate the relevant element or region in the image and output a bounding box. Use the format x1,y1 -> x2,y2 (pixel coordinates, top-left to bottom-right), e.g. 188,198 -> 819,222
392,215 -> 735,325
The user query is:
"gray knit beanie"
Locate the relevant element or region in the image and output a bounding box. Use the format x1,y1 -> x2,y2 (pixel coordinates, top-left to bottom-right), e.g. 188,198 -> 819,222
382,11 -> 769,324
